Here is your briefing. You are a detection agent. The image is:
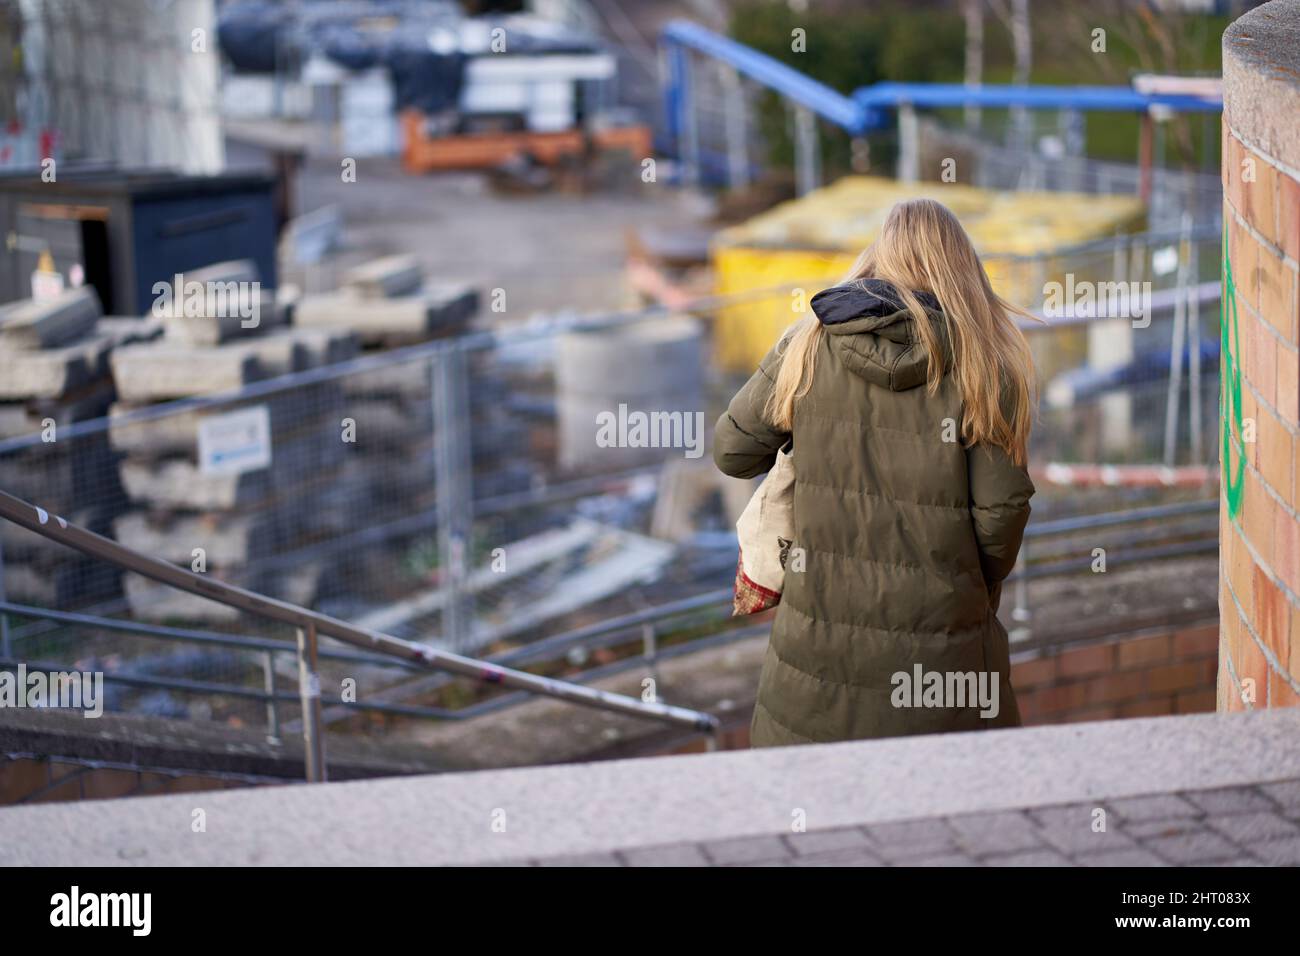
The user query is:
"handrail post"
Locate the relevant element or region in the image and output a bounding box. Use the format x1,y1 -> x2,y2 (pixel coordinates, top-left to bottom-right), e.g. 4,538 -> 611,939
296,624 -> 326,783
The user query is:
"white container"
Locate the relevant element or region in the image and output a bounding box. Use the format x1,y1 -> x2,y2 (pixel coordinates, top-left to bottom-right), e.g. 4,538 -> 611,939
556,317 -> 705,471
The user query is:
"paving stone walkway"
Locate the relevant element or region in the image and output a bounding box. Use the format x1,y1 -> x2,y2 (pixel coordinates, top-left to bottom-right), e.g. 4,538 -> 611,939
6,710 -> 1300,866
523,779 -> 1300,866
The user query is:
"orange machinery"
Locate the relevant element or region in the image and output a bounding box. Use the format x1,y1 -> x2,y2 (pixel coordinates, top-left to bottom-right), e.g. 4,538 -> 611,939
400,110 -> 651,174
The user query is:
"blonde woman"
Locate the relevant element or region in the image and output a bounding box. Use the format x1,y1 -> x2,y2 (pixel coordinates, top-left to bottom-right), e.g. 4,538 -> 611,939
714,198 -> 1037,747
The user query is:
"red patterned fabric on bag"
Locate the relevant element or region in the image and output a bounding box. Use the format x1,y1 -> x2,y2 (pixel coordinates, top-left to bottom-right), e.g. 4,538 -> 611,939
733,550 -> 782,615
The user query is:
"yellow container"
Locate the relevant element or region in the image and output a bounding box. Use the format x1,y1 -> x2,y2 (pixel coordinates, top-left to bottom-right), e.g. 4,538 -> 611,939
712,176 -> 1146,372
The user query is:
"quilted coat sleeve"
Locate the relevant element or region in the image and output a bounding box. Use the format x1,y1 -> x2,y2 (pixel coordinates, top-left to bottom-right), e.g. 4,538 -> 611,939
966,442 -> 1034,587
713,343 -> 791,479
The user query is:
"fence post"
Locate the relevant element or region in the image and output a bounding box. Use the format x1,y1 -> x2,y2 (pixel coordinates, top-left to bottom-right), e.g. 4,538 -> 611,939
1163,213 -> 1193,467
432,346 -> 476,652
296,623 -> 326,783
898,103 -> 919,183
1188,229 -> 1203,464
263,649 -> 280,744
721,64 -> 749,191
793,105 -> 820,196
673,48 -> 700,187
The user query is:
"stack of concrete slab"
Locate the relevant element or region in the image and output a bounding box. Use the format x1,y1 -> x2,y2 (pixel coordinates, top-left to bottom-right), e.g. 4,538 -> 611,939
0,288 -> 160,605
294,254 -> 479,348
291,255 -> 484,515
106,260 -> 362,622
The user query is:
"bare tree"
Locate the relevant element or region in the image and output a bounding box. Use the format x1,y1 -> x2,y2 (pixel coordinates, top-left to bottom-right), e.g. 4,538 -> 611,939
988,0 -> 1032,151
963,0 -> 984,132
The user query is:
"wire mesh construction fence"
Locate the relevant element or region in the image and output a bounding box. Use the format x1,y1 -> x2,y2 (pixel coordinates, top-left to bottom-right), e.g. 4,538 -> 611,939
0,245 -> 1223,732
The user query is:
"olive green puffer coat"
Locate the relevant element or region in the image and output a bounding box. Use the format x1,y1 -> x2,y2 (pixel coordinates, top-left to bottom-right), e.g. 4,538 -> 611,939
714,279 -> 1034,747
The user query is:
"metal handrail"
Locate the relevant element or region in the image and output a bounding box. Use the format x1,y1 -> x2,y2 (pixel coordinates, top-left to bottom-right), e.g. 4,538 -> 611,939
0,489 -> 721,782
0,494 -> 1218,744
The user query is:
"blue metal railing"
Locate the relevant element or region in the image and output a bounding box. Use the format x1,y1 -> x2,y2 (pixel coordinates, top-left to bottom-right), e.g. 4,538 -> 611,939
659,19 -> 868,142
658,20 -> 1224,189
852,81 -> 1223,129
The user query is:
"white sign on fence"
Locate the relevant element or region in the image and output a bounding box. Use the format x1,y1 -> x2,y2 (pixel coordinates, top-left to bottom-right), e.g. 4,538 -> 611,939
197,406 -> 272,476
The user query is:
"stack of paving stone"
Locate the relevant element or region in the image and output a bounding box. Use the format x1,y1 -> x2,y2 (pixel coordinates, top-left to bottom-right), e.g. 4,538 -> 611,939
106,260 -> 361,622
0,287 -> 159,606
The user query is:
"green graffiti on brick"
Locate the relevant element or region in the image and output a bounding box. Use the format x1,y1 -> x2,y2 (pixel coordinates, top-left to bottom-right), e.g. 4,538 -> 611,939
1222,226 -> 1245,520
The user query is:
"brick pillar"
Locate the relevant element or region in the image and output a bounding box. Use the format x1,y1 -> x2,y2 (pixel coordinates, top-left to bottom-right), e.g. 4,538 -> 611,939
1219,0 -> 1300,711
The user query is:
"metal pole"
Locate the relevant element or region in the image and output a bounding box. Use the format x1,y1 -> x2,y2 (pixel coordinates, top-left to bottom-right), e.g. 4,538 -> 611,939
679,52 -> 700,188
962,0 -> 982,133
432,346 -> 475,652
296,623 -> 326,783
1153,113 -> 1167,222
793,105 -> 819,196
1162,288 -> 1187,467
898,102 -> 919,183
720,64 -> 749,191
1162,213 -> 1193,467
660,42 -> 682,163
1138,111 -> 1153,206
1188,233 -> 1203,464
263,650 -> 280,744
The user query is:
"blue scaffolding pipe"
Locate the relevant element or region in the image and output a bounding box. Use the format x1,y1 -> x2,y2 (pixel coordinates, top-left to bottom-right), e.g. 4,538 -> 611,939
853,81 -> 1223,130
659,19 -> 869,136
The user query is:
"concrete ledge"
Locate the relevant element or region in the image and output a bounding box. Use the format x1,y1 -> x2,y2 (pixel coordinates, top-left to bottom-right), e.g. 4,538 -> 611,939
1,708 -> 1298,865
1223,0 -> 1300,165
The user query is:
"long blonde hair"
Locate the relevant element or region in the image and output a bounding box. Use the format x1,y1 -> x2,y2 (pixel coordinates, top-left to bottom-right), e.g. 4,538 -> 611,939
764,198 -> 1037,465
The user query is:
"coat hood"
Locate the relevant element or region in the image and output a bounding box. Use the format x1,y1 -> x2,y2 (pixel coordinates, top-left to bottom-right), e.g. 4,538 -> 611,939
811,279 -> 950,391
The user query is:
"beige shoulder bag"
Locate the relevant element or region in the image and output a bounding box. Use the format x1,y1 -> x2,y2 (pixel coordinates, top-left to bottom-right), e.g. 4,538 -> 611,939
732,445 -> 795,615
